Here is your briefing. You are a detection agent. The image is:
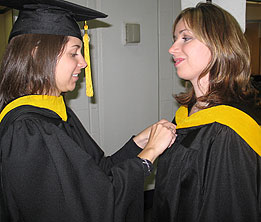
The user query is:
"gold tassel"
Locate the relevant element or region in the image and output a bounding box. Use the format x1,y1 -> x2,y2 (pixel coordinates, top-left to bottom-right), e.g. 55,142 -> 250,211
83,21 -> 93,97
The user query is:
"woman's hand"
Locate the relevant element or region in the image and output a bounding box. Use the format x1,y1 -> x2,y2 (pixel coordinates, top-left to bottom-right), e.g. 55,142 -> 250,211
137,121 -> 177,163
133,119 -> 172,149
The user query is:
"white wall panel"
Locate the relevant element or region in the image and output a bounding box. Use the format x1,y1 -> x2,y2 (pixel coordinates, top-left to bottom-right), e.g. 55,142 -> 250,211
97,0 -> 159,154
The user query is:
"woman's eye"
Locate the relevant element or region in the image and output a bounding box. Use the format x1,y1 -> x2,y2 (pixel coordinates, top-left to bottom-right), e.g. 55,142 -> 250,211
182,36 -> 191,42
71,53 -> 78,57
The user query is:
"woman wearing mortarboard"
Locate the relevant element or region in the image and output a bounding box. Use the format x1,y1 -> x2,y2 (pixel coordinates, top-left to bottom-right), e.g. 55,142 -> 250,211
0,0 -> 177,221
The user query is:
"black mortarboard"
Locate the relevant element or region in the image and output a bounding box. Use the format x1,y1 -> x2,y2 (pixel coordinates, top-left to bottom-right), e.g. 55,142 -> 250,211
0,0 -> 107,41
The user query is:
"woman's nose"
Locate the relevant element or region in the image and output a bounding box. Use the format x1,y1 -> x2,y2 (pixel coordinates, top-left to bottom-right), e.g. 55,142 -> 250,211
169,42 -> 178,55
79,55 -> 87,69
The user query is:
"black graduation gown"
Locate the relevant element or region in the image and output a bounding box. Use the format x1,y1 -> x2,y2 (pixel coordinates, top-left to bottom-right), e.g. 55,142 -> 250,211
0,95 -> 146,222
152,104 -> 261,222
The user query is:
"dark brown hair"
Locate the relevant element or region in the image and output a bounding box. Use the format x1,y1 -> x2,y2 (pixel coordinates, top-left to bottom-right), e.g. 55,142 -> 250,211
0,34 -> 68,110
174,2 -> 256,107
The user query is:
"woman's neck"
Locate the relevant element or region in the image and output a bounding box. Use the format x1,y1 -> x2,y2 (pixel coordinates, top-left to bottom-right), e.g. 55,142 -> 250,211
189,101 -> 208,116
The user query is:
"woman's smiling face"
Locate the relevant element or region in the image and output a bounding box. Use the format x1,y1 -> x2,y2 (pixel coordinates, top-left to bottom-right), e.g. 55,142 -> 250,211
54,36 -> 87,96
169,19 -> 211,91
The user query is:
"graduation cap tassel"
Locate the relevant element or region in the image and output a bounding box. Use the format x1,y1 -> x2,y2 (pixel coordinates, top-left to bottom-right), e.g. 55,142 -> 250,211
83,21 -> 93,97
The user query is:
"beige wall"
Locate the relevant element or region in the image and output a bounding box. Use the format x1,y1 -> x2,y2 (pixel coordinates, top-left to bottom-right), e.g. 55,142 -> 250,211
247,2 -> 261,20
245,2 -> 261,75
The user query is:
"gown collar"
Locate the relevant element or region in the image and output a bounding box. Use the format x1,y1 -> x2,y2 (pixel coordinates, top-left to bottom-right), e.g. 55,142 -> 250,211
175,105 -> 261,156
0,95 -> 67,122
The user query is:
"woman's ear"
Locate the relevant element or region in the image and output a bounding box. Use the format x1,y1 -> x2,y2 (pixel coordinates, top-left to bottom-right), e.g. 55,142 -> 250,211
31,40 -> 41,58
31,46 -> 38,58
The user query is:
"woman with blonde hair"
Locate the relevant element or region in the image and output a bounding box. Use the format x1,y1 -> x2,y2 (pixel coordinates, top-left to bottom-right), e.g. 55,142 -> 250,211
152,2 -> 261,222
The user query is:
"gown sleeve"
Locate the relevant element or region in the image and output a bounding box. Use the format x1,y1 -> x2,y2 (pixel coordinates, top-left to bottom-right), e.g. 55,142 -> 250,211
65,107 -> 143,172
0,113 -> 146,222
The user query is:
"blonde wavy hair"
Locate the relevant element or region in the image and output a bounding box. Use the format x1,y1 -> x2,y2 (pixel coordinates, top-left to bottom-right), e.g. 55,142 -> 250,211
174,2 -> 256,107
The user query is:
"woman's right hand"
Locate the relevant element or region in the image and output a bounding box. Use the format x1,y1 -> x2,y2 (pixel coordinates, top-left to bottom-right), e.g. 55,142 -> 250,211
133,119 -> 172,149
137,121 -> 177,163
